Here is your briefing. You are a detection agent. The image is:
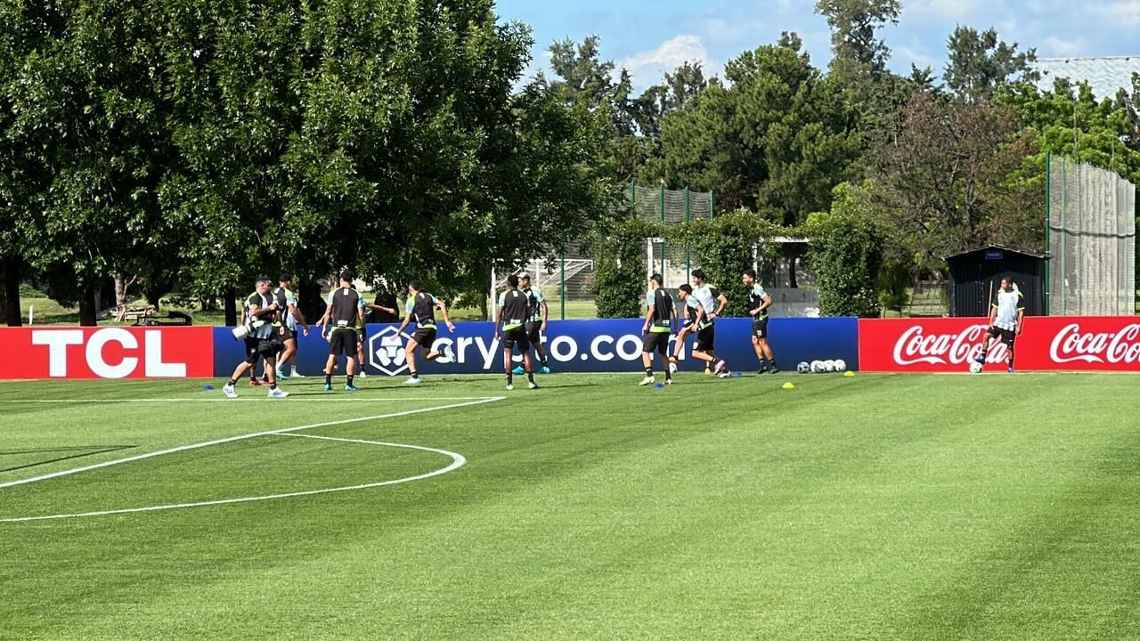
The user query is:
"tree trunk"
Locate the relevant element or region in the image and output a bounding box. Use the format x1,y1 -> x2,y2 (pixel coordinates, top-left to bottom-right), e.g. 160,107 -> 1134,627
299,278 -> 323,323
113,273 -> 132,308
223,287 -> 238,327
1,255 -> 22,326
79,285 -> 98,326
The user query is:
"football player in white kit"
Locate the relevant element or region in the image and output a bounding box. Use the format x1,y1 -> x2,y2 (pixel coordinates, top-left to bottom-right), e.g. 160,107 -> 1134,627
974,276 -> 1025,373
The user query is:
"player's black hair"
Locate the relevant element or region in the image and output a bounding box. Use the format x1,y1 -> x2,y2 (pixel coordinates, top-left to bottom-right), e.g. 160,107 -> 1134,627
691,269 -> 707,282
256,275 -> 271,285
743,269 -> 756,279
279,273 -> 293,283
507,274 -> 519,288
650,273 -> 664,287
339,270 -> 353,283
408,280 -> 422,292
678,284 -> 693,294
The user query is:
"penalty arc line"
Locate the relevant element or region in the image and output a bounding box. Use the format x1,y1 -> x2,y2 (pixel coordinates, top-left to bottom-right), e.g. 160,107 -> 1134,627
0,396 -> 504,491
0,435 -> 467,523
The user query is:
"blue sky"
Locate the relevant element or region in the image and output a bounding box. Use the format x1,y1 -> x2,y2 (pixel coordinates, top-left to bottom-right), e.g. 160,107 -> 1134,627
495,0 -> 1140,92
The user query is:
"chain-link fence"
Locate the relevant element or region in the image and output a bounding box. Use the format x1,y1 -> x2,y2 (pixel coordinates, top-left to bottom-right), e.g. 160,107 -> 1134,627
1047,155 -> 1137,315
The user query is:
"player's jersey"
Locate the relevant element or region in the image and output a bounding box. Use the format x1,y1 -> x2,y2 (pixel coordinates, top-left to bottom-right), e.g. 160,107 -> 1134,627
646,288 -> 673,333
273,286 -> 297,330
687,286 -> 719,328
405,292 -> 438,327
692,285 -> 718,320
328,287 -> 361,327
747,284 -> 768,318
993,288 -> 1024,331
245,291 -> 275,339
522,287 -> 544,323
498,288 -> 528,331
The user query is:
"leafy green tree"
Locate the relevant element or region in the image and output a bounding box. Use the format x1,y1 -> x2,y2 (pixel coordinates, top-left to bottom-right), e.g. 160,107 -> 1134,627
667,211 -> 780,316
590,217 -> 653,318
806,181 -> 884,317
815,0 -> 900,76
645,34 -> 861,224
944,27 -> 1038,103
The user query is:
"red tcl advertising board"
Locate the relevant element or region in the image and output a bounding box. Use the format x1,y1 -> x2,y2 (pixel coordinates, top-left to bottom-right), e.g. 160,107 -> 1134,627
860,317 -> 1140,372
0,327 -> 214,379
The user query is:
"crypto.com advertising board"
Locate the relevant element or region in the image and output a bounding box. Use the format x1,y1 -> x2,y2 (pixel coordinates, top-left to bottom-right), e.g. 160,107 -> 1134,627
211,318 -> 859,378
859,317 -> 1140,373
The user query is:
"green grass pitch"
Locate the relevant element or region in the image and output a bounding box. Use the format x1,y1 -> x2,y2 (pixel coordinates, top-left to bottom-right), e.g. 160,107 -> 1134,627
2,372 -> 1139,640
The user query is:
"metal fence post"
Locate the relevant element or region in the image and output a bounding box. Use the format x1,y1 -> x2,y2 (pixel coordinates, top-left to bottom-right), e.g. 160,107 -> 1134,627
1044,152 -> 1052,316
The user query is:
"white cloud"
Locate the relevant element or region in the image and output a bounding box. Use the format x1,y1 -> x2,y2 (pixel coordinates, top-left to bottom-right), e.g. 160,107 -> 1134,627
618,34 -> 715,91
1103,0 -> 1140,24
1041,36 -> 1086,57
905,0 -> 981,21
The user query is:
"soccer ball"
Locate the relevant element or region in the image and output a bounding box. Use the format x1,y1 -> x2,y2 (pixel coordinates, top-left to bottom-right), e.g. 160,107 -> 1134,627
810,360 -> 825,373
797,361 -> 811,374
969,360 -> 984,375
823,360 -> 837,372
834,359 -> 847,372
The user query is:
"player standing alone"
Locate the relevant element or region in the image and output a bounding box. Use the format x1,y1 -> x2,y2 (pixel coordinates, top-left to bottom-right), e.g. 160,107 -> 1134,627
742,269 -> 778,374
396,281 -> 455,385
318,271 -> 363,392
496,274 -> 538,391
974,276 -> 1024,373
640,273 -> 674,386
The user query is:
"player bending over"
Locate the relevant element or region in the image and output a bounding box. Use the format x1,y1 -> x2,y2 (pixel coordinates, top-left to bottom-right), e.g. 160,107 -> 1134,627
318,270 -> 363,392
514,272 -> 552,375
396,281 -> 455,385
676,283 -> 729,377
640,273 -> 674,386
496,274 -> 538,391
273,274 -> 309,380
223,277 -> 288,399
743,269 -> 778,374
974,276 -> 1024,373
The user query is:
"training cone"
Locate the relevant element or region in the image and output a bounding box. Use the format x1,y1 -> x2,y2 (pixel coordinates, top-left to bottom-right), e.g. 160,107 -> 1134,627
782,382 -> 795,390
202,383 -> 214,391
844,371 -> 856,378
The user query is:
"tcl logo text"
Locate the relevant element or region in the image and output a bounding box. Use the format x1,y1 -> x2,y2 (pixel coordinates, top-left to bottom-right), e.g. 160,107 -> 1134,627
32,329 -> 188,378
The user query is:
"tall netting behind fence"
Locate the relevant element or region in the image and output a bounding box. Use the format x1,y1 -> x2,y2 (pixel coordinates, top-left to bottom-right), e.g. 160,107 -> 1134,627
1048,156 -> 1137,316
636,185 -> 714,288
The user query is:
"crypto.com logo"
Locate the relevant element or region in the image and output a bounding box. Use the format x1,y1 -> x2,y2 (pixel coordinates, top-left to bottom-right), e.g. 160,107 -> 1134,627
367,326 -> 412,376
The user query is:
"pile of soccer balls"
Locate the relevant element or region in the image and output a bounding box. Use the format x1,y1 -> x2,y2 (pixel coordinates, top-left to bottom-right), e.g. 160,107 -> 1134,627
796,359 -> 847,374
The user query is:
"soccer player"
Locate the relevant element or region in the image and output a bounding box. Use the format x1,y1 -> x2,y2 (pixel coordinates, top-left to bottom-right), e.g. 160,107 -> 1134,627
640,273 -> 674,386
317,270 -> 363,392
496,274 -> 538,391
515,272 -> 551,375
222,277 -> 288,399
396,281 -> 455,385
743,269 -> 778,374
273,274 -> 309,380
671,269 -> 728,375
675,282 -> 729,378
974,276 -> 1024,373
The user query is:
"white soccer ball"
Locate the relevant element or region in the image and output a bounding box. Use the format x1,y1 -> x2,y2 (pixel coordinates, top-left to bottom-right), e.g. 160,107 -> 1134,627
826,360 -> 839,372
797,361 -> 811,374
810,360 -> 825,373
969,360 -> 984,375
834,359 -> 847,372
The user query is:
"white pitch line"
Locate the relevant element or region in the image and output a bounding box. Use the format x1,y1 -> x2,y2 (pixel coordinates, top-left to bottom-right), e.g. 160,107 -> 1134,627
0,396 -> 503,491
0,396 -> 504,403
0,436 -> 467,523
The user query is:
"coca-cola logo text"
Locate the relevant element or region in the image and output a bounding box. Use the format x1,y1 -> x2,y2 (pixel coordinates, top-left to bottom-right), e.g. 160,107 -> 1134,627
892,325 -> 1008,366
1049,323 -> 1140,364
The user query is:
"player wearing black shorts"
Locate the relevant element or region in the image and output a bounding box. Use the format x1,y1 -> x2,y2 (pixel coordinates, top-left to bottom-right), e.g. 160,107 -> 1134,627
222,277 -> 288,399
318,270 -> 362,392
640,273 -> 674,386
676,282 -> 729,378
974,276 -> 1025,373
496,274 -> 537,390
517,272 -> 551,374
396,281 -> 455,385
743,269 -> 778,374
273,274 -> 309,380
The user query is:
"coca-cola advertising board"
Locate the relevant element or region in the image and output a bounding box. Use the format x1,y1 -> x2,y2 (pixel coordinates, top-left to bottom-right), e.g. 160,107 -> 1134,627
859,317 -> 1140,372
